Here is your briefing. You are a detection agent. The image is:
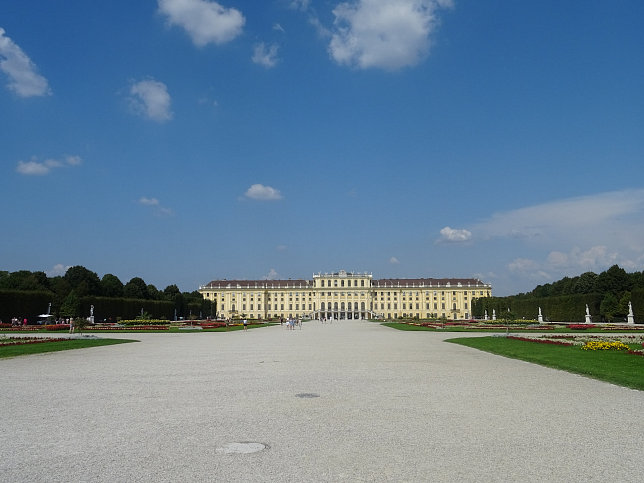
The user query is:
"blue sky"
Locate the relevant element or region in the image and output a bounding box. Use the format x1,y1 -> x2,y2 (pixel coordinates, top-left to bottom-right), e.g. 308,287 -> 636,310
2,0 -> 644,296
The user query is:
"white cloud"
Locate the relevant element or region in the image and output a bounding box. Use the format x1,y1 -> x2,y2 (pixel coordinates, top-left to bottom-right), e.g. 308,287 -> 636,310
158,0 -> 245,46
0,27 -> 51,97
328,0 -> 452,70
15,155 -> 82,176
16,160 -> 50,176
508,258 -> 539,272
273,23 -> 285,33
546,246 -> 618,272
289,0 -> 311,10
276,245 -> 287,251
252,42 -> 279,68
129,79 -> 173,122
438,226 -> 472,243
472,190 -> 644,244
506,245 -> 622,289
139,196 -> 173,216
469,190 -> 644,293
46,264 -> 72,277
244,184 -> 283,201
65,155 -> 82,166
389,256 -> 400,264
263,268 -> 279,280
139,197 -> 160,206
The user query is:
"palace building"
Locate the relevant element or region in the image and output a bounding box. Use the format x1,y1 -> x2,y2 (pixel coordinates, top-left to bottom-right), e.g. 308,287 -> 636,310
199,270 -> 492,321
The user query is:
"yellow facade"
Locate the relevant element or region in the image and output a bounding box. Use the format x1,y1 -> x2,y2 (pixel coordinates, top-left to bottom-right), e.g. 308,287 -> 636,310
199,270 -> 491,321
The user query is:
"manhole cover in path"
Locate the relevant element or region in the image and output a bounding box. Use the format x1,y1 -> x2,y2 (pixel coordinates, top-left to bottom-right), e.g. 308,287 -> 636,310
216,442 -> 267,454
295,393 -> 320,398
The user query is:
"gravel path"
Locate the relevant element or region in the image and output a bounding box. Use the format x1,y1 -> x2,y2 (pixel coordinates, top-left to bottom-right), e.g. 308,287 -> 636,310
2,320 -> 642,482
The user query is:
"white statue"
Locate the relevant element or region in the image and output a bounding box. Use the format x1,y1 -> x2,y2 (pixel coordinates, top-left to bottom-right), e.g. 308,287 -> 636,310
628,301 -> 634,324
484,310 -> 488,321
538,307 -> 543,323
585,304 -> 592,324
492,309 -> 496,321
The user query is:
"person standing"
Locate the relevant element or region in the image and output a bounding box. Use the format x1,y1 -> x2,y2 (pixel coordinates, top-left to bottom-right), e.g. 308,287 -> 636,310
243,319 -> 248,331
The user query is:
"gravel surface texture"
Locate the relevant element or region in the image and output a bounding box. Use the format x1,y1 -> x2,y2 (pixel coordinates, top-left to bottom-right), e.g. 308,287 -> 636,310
2,320 -> 643,482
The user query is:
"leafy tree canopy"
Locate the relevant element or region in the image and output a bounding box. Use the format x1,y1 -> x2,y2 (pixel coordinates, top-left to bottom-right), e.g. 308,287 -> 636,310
123,277 -> 148,299
64,266 -> 101,297
101,273 -> 124,297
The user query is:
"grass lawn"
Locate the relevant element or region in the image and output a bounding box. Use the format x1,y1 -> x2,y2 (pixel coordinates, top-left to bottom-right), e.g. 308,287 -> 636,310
381,322 -> 644,333
446,336 -> 644,391
0,338 -> 137,359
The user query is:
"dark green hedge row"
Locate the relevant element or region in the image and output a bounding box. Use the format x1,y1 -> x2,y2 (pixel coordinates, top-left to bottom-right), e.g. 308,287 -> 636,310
78,297 -> 211,321
472,293 -> 604,322
0,290 -> 213,323
632,287 -> 644,322
79,296 -> 175,321
0,290 -> 52,322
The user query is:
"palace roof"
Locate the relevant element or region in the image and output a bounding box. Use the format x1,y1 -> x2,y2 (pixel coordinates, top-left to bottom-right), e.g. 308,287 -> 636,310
201,277 -> 490,290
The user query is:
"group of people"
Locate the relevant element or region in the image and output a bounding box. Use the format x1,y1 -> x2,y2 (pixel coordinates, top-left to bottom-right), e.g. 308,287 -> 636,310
10,317 -> 28,327
282,318 -> 301,330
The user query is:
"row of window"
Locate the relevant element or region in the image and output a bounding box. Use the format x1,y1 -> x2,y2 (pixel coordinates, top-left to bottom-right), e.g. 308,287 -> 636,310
221,301 -> 469,312
318,279 -> 368,287
235,313 -> 470,320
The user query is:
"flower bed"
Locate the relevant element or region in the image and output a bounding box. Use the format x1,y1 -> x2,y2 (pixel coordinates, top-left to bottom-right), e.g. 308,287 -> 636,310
508,336 -> 574,346
84,325 -> 169,331
199,322 -> 227,329
45,324 -> 71,331
567,324 -> 596,330
0,337 -> 66,347
119,319 -> 171,326
506,334 -> 644,357
581,340 -> 630,351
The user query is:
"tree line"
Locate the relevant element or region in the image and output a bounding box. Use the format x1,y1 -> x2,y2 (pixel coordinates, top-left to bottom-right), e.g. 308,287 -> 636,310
0,266 -> 214,323
473,265 -> 644,323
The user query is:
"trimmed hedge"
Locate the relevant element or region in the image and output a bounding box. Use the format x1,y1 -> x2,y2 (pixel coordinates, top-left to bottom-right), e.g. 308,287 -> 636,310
80,296 -> 174,321
632,287 -> 644,323
0,290 -> 53,323
473,293 -> 603,322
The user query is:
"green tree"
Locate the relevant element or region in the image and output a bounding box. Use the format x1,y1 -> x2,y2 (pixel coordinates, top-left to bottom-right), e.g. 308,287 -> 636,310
499,309 -> 516,321
572,272 -> 598,294
147,284 -> 161,300
60,291 -> 81,318
101,274 -> 124,297
64,266 -> 101,297
600,293 -> 619,322
163,284 -> 180,300
597,265 -> 631,296
616,291 -> 631,321
123,277 -> 148,299
0,270 -> 50,291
